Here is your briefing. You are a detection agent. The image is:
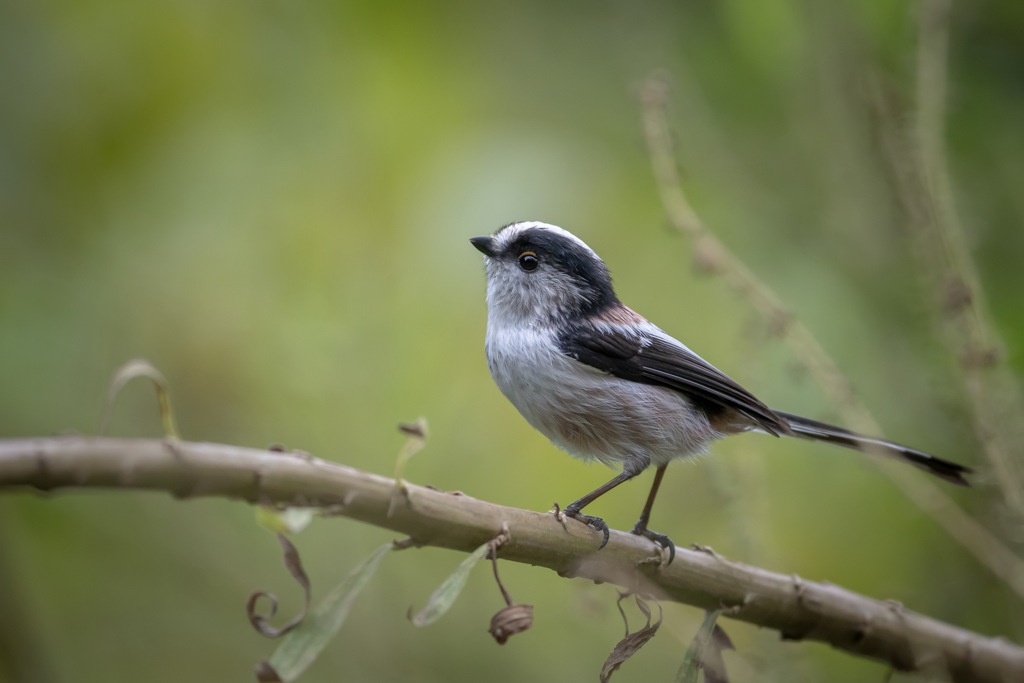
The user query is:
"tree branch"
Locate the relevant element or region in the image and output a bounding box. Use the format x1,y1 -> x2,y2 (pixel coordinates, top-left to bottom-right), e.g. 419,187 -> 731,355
1,436 -> 1021,682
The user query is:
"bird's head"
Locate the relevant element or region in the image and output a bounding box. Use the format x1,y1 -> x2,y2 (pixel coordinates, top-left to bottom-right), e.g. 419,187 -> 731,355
470,221 -> 618,324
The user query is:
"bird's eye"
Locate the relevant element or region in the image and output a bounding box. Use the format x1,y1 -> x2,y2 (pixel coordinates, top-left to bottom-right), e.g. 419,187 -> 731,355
518,251 -> 539,272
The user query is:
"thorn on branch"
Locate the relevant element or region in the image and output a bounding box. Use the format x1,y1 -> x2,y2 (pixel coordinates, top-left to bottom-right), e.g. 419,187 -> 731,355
691,543 -> 719,557
392,536 -> 422,551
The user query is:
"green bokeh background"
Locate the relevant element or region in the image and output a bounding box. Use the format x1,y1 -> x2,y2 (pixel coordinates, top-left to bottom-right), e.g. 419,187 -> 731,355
2,2 -> 1022,681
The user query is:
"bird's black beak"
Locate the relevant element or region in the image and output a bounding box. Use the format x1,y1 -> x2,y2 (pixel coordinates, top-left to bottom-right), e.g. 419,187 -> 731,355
469,236 -> 496,257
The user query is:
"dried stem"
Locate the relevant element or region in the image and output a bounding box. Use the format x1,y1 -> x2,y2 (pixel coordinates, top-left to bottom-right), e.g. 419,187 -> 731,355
909,0 -> 1024,524
639,75 -> 1024,600
0,436 -> 1022,681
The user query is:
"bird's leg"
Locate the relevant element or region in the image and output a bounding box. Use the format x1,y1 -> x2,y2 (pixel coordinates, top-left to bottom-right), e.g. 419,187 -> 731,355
630,464 -> 676,563
562,467 -> 643,549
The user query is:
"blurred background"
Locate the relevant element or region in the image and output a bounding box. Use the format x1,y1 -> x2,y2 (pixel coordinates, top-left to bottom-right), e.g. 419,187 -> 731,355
2,1 -> 1023,681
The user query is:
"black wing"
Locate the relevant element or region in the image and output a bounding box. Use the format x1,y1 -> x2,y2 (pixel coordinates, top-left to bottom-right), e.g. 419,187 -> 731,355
558,321 -> 788,436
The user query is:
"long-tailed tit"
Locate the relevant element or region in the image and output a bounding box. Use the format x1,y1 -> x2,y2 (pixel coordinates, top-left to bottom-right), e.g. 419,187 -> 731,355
470,221 -> 971,562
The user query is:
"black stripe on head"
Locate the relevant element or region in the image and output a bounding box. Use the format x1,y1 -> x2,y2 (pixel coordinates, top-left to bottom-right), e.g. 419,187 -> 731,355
506,227 -> 619,315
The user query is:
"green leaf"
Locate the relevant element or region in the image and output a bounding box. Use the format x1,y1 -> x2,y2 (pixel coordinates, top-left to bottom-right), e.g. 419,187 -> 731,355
676,609 -> 732,683
256,542 -> 393,682
408,540 -> 490,627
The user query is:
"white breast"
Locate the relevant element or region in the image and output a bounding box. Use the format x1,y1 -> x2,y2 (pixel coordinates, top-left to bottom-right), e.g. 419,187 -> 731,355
484,321 -> 721,470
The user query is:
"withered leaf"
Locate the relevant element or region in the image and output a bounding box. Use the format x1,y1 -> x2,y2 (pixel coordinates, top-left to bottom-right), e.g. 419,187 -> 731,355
394,417 -> 428,478
489,603 -> 534,645
599,595 -> 663,683
389,417 -> 429,516
486,535 -> 532,644
248,534 -> 312,638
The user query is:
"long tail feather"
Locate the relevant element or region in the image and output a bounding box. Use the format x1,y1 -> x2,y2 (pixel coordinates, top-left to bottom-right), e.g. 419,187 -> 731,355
775,411 -> 972,487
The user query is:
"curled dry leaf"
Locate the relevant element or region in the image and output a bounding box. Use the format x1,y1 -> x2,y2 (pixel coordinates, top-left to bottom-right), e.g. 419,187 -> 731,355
247,534 -> 312,638
487,535 -> 533,644
600,594 -> 663,683
489,603 -> 534,645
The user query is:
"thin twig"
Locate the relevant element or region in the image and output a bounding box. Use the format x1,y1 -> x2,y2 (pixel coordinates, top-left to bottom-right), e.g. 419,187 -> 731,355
639,74 -> 1024,601
910,0 -> 1024,524
0,436 -> 1022,681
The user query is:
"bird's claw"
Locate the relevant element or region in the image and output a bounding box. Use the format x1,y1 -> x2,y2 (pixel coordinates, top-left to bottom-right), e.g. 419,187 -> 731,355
630,524 -> 676,564
563,507 -> 611,549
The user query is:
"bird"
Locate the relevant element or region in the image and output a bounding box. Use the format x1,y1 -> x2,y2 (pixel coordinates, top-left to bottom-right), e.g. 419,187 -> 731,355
469,220 -> 972,562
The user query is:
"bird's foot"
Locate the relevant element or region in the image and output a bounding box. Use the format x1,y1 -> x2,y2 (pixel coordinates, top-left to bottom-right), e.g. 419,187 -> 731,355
630,523 -> 676,564
562,506 -> 610,549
